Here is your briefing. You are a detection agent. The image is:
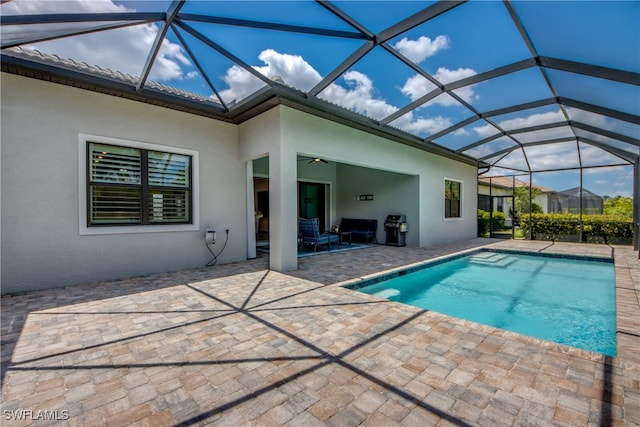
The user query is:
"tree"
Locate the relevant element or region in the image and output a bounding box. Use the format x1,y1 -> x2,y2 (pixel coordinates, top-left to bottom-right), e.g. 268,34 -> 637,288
513,186 -> 543,215
603,195 -> 633,219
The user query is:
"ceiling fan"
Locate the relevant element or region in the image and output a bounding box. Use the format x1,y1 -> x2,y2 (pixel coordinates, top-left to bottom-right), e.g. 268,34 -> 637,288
298,157 -> 328,164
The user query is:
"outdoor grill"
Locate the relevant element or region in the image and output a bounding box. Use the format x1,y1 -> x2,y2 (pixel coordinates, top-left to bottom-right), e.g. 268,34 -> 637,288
384,214 -> 407,246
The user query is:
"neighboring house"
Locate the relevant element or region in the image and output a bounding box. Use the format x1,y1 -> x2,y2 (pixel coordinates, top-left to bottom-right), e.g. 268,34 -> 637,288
478,176 -> 553,225
2,68 -> 479,293
549,187 -> 604,214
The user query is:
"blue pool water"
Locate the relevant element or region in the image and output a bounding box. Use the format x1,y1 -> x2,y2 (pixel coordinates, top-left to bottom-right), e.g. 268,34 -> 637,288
352,250 -> 616,356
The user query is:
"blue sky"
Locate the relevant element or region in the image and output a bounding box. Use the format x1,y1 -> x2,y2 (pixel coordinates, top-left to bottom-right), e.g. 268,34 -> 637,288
2,0 -> 638,197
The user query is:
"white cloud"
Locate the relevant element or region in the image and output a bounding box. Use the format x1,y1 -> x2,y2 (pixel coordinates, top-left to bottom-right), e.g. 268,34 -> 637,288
7,0 -> 459,138
218,51 -> 393,117
453,127 -> 471,136
400,67 -> 478,108
579,144 -> 629,166
218,65 -> 267,103
218,50 -> 393,110
255,49 -> 322,91
497,143 -> 631,180
392,35 -> 477,112
564,107 -> 608,127
393,35 -> 450,63
462,136 -> 514,159
3,0 -> 128,13
492,148 -> 528,170
185,44 -> 465,135
497,111 -> 565,131
391,113 -> 453,136
431,67 -> 478,105
472,123 -> 499,138
583,166 -> 630,181
433,66 -> 476,85
5,0 -> 192,82
321,70 -> 399,120
516,127 -> 574,144
524,143 -> 580,170
220,51 -> 453,132
400,74 -> 437,101
426,92 -> 468,108
219,48 -> 322,103
473,110 -> 566,139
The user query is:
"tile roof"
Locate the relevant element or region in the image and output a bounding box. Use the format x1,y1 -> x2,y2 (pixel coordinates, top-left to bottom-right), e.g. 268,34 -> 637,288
478,175 -> 552,192
3,47 -> 222,106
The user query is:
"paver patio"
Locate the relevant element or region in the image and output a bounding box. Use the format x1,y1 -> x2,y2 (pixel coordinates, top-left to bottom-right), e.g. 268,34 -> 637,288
1,238 -> 639,426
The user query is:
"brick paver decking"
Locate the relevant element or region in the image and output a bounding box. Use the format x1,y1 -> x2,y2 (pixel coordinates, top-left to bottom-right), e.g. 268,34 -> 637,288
2,239 -> 639,426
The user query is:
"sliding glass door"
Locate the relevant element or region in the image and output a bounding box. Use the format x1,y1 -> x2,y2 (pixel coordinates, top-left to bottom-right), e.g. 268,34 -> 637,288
298,182 -> 327,233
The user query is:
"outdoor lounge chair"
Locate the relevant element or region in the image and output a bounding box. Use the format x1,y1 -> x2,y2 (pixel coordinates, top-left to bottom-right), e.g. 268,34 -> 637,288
298,217 -> 340,253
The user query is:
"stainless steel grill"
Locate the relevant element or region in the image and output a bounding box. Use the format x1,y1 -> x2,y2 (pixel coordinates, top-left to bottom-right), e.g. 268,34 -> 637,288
384,214 -> 407,246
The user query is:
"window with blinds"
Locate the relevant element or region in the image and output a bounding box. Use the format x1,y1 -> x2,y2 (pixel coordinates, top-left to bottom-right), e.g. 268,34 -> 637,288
445,179 -> 462,219
88,143 -> 192,226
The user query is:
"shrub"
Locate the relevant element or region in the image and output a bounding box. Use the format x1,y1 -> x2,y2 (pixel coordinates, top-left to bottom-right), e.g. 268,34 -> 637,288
477,210 -> 507,236
520,213 -> 633,244
478,210 -> 489,236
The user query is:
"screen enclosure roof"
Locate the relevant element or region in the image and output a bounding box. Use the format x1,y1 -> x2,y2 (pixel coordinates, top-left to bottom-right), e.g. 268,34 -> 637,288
1,0 -> 639,176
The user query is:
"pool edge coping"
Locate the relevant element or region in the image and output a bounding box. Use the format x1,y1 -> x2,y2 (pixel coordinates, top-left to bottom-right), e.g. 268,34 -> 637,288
339,246 -> 614,292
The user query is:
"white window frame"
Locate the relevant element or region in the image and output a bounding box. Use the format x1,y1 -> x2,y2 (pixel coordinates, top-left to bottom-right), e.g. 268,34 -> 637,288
444,177 -> 464,222
79,133 -> 199,235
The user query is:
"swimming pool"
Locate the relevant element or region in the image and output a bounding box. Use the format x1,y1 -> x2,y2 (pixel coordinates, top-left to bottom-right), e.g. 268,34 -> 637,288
347,250 -> 616,356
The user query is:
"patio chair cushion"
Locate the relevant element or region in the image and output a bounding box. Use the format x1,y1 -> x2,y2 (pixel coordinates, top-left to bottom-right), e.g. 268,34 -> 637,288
299,218 -> 339,252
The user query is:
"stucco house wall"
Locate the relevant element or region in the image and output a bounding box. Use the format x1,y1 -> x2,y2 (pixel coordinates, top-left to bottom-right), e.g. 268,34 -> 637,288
278,107 -> 478,248
1,73 -> 246,293
478,179 -> 552,214
535,193 -> 550,213
336,165 -> 419,246
239,106 -> 478,270
3,73 -> 479,292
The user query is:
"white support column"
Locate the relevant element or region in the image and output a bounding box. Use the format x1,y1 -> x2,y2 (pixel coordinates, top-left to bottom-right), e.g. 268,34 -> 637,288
269,146 -> 298,271
246,160 -> 257,259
